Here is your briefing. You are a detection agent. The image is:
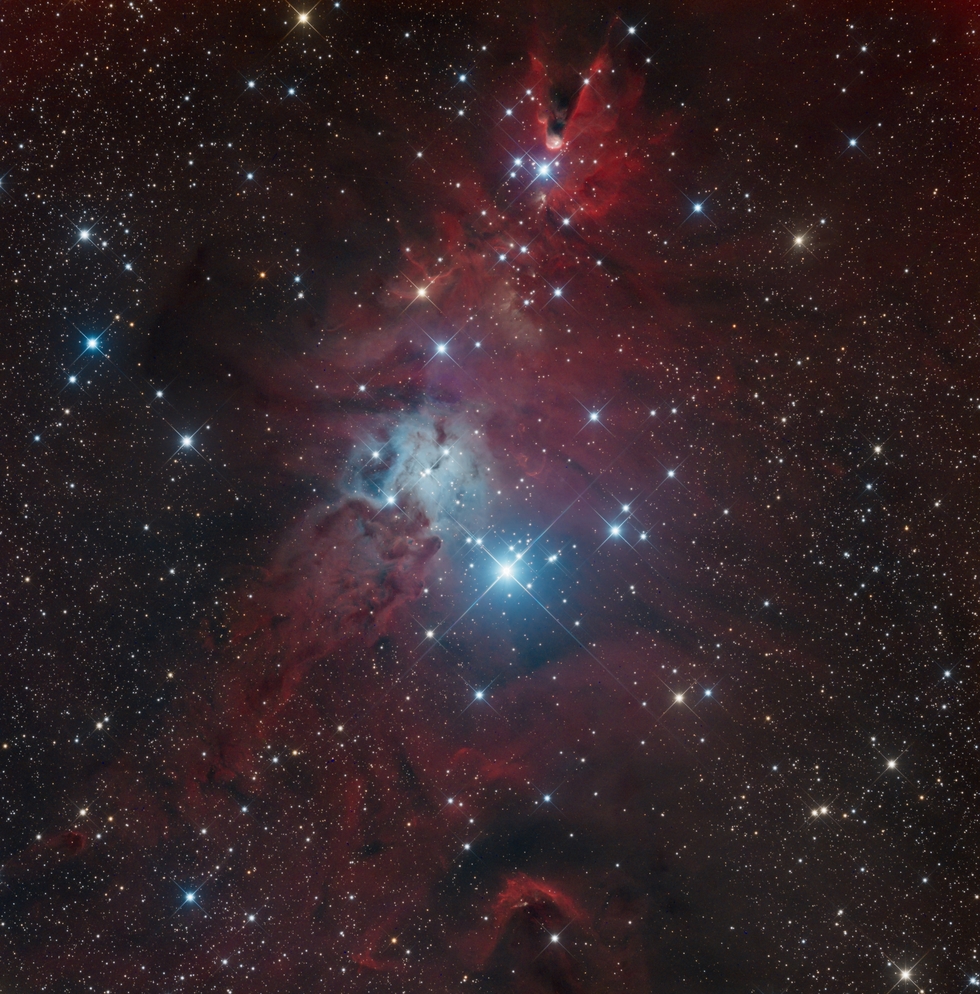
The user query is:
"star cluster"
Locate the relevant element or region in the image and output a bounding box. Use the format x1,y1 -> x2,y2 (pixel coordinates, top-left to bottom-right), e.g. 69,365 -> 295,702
3,1 -> 980,992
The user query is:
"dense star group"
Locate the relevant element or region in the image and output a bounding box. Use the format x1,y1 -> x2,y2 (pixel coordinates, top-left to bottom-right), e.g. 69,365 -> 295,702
3,1 -> 980,992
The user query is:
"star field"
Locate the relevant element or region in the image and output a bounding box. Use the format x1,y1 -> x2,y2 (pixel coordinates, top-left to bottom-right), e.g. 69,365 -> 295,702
3,1 -> 980,992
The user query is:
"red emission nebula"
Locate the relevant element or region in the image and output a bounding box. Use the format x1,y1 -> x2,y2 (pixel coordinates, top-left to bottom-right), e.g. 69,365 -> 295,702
3,0 -> 980,992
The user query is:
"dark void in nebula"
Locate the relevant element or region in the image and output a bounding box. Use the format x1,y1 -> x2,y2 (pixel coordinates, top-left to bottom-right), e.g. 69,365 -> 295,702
3,1 -> 980,992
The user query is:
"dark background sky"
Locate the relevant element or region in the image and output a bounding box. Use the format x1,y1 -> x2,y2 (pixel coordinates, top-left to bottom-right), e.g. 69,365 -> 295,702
2,1 -> 980,991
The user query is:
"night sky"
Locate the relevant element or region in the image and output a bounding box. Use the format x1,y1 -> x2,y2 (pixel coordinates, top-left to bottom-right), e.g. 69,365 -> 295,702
3,1 -> 980,991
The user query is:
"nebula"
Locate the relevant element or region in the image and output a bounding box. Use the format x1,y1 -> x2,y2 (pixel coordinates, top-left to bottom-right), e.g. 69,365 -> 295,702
3,0 -> 977,991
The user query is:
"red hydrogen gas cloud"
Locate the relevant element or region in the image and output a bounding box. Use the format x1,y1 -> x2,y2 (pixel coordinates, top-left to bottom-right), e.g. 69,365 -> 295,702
4,0 -> 978,992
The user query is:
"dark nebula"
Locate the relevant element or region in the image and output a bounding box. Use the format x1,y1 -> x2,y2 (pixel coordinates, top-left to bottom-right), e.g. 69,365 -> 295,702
3,1 -> 980,992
